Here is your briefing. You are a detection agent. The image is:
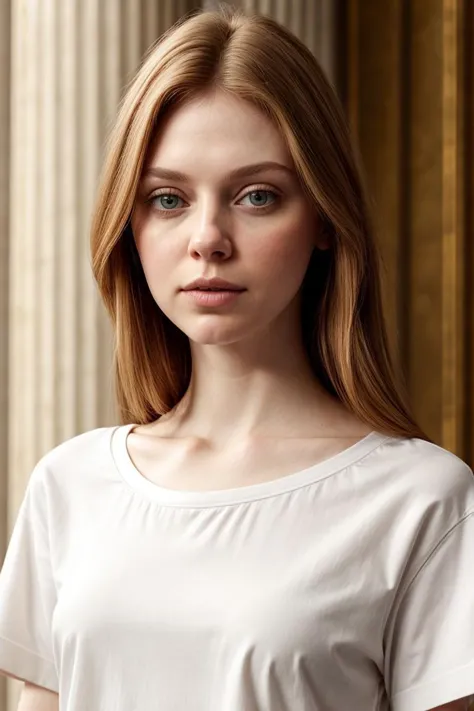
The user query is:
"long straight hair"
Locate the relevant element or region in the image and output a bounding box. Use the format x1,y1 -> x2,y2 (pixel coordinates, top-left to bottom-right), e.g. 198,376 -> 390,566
90,4 -> 432,442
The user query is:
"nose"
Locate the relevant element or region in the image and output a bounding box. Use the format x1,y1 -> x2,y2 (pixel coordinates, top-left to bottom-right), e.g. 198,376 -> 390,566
187,198 -> 232,260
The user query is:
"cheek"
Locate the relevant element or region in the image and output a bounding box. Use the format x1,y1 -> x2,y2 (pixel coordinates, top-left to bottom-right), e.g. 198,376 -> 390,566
254,218 -> 314,287
132,215 -> 178,285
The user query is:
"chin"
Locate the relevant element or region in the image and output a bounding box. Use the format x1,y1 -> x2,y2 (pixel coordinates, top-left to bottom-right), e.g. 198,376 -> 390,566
181,321 -> 250,346
186,331 -> 245,346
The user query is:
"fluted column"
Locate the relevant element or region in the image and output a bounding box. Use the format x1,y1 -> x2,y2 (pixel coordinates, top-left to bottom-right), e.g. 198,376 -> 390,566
6,1 -> 198,708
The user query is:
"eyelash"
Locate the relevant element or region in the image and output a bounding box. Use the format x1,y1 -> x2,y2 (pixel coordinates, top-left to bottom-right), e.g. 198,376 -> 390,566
147,185 -> 280,217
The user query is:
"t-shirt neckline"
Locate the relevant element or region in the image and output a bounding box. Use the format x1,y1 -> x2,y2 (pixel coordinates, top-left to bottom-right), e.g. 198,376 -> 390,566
111,423 -> 392,508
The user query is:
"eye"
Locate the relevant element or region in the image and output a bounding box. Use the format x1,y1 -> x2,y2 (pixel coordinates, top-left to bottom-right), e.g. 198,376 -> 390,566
238,188 -> 278,210
147,186 -> 280,215
149,193 -> 185,211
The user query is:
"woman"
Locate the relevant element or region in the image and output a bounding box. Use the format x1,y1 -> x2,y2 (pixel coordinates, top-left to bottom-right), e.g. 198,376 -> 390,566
1,5 -> 473,711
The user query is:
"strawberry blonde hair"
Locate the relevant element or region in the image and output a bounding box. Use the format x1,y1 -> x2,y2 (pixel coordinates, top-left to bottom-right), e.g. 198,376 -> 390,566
90,3 -> 431,441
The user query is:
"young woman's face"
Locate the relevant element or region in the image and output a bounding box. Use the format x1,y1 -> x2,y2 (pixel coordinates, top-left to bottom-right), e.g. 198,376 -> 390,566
131,90 -> 328,346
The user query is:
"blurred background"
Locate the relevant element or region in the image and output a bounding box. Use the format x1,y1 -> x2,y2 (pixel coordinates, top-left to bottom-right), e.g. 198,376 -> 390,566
0,1 -> 473,708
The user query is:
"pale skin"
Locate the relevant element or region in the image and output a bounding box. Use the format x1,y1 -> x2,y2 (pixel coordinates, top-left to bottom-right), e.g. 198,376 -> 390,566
6,91 -> 471,710
128,87 -> 374,489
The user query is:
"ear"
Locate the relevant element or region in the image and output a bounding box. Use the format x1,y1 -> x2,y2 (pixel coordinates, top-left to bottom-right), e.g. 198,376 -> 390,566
315,234 -> 331,251
315,217 -> 332,251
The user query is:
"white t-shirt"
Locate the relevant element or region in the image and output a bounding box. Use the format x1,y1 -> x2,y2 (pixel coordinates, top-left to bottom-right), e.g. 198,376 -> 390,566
0,424 -> 474,711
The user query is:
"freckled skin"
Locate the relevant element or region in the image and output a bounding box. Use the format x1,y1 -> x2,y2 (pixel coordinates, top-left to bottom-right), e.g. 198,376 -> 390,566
131,90 -> 326,350
130,87 -> 367,447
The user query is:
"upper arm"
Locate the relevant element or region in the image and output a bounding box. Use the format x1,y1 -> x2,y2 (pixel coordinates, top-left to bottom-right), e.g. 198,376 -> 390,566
384,506 -> 474,710
0,463 -> 59,692
17,682 -> 59,711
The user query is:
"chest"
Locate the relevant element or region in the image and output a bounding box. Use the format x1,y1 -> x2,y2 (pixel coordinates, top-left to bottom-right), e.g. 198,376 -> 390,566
52,492 -> 388,710
52,491 -> 383,673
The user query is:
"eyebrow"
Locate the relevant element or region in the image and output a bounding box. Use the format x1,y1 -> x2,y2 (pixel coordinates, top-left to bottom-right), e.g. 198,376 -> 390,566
140,161 -> 295,183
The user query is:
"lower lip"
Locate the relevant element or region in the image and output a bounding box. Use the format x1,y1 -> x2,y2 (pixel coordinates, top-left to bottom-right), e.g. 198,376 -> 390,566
182,289 -> 245,306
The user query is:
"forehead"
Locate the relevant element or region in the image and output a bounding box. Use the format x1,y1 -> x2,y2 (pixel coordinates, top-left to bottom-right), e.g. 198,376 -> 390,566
144,91 -> 293,170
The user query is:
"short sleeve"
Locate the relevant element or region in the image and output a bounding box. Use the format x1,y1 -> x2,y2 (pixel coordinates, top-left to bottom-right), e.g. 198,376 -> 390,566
384,510 -> 474,711
0,462 -> 59,692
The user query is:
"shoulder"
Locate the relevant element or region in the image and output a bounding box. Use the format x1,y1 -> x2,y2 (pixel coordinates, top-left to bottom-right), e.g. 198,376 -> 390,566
380,435 -> 473,499
30,425 -> 120,490
367,437 -> 474,613
370,434 -> 474,537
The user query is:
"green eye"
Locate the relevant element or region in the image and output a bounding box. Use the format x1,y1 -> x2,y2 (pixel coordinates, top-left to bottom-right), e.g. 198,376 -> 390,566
239,190 -> 277,208
151,194 -> 184,210
148,186 -> 280,215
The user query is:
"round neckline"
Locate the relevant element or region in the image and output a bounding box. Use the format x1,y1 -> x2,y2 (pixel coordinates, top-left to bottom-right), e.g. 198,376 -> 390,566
111,423 -> 392,508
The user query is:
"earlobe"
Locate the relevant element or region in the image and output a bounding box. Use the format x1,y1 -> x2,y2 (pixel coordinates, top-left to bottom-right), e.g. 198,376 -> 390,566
314,214 -> 332,251
316,238 -> 331,251
315,230 -> 331,251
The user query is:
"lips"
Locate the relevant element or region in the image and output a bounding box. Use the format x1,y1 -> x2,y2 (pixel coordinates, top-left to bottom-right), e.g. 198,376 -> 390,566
183,288 -> 244,306
183,277 -> 245,291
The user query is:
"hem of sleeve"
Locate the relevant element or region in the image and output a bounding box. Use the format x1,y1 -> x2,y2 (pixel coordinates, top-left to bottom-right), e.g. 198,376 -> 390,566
391,661 -> 474,711
0,635 -> 59,693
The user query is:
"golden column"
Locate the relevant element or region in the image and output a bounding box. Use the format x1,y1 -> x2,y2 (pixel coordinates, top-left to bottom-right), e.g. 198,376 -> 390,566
344,0 -> 473,462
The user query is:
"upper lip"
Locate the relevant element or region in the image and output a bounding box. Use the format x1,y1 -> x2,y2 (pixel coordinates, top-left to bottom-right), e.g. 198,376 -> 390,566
182,277 -> 246,291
